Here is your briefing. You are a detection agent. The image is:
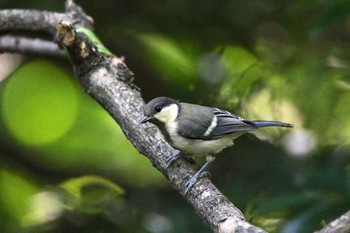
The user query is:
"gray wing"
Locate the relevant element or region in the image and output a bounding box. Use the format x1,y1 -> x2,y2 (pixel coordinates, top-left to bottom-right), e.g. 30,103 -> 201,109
176,103 -> 215,140
208,108 -> 255,139
177,104 -> 255,140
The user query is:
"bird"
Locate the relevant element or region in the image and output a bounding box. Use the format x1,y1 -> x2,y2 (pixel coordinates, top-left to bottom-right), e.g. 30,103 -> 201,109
140,96 -> 293,194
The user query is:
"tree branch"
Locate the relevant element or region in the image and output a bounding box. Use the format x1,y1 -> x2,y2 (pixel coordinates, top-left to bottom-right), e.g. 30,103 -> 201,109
0,1 -> 93,34
0,2 -> 268,232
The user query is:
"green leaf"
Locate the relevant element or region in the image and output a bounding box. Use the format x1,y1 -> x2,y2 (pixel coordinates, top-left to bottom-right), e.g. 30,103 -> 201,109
221,46 -> 258,75
76,28 -> 114,56
138,34 -> 196,83
253,193 -> 320,216
0,168 -> 39,220
281,204 -> 332,233
218,46 -> 259,105
60,175 -> 124,214
60,175 -> 124,199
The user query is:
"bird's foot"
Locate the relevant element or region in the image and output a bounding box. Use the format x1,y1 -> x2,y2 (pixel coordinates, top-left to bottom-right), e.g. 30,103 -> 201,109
184,171 -> 211,194
183,158 -> 215,195
166,150 -> 181,168
184,175 -> 198,194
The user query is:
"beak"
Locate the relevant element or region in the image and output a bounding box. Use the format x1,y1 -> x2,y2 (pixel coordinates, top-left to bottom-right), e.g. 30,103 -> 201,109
140,115 -> 153,124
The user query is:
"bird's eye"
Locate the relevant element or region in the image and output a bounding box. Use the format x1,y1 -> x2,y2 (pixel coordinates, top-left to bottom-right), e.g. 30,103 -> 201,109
155,105 -> 162,112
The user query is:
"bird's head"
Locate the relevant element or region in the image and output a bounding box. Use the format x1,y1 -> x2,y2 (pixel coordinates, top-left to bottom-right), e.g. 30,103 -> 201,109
140,97 -> 180,124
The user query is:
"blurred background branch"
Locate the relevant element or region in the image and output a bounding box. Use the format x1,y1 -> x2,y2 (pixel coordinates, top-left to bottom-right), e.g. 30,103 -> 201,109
0,35 -> 64,57
315,210 -> 350,233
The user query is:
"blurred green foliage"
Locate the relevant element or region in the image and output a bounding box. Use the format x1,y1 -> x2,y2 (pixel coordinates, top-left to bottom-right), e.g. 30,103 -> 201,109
1,0 -> 350,232
2,60 -> 79,145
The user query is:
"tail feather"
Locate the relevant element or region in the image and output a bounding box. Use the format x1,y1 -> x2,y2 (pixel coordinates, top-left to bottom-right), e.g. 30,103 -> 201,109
246,120 -> 294,128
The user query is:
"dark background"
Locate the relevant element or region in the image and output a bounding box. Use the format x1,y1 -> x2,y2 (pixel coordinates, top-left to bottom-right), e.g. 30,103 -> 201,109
1,1 -> 350,232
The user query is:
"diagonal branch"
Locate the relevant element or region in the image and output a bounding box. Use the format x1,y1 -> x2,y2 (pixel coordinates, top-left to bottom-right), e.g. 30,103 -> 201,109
0,2 -> 268,232
56,19 -> 263,233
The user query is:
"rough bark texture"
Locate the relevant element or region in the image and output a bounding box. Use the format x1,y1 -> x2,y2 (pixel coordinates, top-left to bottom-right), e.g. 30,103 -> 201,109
1,1 -> 346,233
0,1 -> 93,33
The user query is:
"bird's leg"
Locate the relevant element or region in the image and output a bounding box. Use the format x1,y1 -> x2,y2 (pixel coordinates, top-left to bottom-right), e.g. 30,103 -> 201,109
166,150 -> 181,168
184,156 -> 215,194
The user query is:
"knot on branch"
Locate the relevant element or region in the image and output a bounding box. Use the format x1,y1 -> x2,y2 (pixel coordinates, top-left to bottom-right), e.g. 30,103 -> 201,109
55,20 -> 101,76
56,20 -> 75,46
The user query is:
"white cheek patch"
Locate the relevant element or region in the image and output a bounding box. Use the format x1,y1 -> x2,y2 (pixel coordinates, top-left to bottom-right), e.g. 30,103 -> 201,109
204,116 -> 217,136
154,104 -> 179,123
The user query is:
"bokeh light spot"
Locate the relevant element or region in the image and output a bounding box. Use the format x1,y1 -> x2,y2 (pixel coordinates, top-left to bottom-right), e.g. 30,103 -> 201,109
2,60 -> 79,145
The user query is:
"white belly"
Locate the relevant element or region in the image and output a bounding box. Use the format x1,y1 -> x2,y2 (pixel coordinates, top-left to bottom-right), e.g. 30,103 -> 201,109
169,134 -> 235,156
164,118 -> 238,156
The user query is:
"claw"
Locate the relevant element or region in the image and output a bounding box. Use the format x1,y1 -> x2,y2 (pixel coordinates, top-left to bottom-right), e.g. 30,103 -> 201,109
166,150 -> 181,168
183,156 -> 215,195
199,171 -> 211,179
184,175 -> 198,194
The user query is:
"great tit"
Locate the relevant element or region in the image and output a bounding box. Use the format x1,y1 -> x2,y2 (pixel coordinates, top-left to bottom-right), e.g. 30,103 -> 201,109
140,96 -> 293,194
